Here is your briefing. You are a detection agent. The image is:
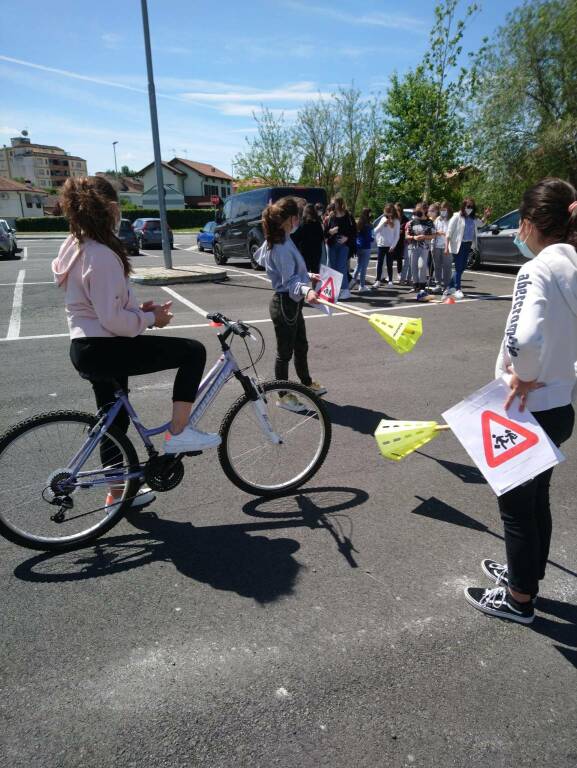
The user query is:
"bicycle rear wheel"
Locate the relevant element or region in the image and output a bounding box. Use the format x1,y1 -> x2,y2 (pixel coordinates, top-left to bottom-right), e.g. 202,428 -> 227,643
218,380 -> 331,497
0,411 -> 140,552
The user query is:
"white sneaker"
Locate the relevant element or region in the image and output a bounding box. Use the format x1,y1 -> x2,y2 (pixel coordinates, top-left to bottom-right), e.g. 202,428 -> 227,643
164,425 -> 221,454
387,280 -> 394,287
454,289 -> 465,299
372,280 -> 381,289
358,286 -> 370,293
276,393 -> 308,413
308,381 -> 327,396
105,486 -> 156,510
442,287 -> 456,297
339,289 -> 352,300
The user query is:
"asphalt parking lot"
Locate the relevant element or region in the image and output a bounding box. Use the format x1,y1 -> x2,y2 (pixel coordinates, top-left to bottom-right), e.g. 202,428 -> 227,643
1,236 -> 576,768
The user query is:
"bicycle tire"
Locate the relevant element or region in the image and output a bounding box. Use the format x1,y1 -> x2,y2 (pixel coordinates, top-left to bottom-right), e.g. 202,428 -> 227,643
0,410 -> 140,552
218,380 -> 331,497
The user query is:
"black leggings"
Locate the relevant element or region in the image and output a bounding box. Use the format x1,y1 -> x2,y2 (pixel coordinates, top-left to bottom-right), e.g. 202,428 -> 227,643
269,293 -> 312,385
70,336 -> 206,463
498,404 -> 574,596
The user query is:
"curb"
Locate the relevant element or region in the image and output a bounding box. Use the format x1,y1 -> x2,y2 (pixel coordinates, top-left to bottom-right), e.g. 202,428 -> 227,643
130,265 -> 227,286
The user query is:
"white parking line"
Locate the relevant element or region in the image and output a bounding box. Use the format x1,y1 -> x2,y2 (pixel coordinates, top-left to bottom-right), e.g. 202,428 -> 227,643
6,270 -> 25,339
22,246 -> 28,261
161,286 -> 208,317
0,292 -> 512,342
0,281 -> 53,286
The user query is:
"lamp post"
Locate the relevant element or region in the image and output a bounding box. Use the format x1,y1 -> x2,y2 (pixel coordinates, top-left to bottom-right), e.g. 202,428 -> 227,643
140,0 -> 172,269
112,141 -> 119,176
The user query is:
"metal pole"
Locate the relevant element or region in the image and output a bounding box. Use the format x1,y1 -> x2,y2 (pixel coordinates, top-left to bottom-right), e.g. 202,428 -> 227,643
140,0 -> 172,269
112,141 -> 118,176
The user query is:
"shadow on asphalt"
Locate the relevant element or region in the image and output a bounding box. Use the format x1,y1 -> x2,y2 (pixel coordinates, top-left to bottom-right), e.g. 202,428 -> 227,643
414,451 -> 486,484
412,495 -> 577,668
13,486 -> 368,597
324,400 -> 394,436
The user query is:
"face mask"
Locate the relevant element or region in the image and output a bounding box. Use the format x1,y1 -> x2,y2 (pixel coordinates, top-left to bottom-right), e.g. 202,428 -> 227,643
441,210 -> 448,219
414,212 -> 422,219
465,207 -> 474,216
513,234 -> 536,260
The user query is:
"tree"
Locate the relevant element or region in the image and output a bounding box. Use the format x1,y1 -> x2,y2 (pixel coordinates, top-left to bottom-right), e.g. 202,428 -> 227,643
293,98 -> 342,197
380,68 -> 461,205
422,0 -> 479,201
467,0 -> 577,214
233,107 -> 296,185
333,86 -> 382,214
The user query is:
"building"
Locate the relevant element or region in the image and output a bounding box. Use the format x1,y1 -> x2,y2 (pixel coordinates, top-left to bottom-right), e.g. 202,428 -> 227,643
0,134 -> 87,190
137,158 -> 233,209
0,177 -> 47,224
95,173 -> 144,207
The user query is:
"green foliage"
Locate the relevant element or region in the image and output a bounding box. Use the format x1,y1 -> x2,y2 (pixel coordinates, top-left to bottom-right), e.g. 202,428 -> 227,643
467,0 -> 577,210
15,209 -> 213,232
233,108 -> 295,184
293,98 -> 342,198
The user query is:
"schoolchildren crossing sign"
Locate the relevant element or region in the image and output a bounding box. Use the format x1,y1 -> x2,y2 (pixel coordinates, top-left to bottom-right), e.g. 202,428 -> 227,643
317,265 -> 342,306
481,411 -> 539,468
443,379 -> 564,496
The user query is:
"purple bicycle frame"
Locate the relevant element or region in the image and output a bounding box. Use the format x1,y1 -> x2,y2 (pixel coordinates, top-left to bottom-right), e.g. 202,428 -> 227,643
66,351 -> 241,488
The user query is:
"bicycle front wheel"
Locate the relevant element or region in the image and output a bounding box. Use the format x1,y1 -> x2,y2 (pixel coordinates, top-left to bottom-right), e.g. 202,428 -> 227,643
219,380 -> 331,497
0,411 -> 140,552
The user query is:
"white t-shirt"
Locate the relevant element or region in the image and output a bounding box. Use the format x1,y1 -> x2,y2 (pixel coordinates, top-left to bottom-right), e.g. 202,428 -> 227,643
434,216 -> 449,249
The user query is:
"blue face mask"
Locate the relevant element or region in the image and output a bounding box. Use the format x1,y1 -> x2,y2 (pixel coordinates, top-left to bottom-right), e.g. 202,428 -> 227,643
513,234 -> 536,260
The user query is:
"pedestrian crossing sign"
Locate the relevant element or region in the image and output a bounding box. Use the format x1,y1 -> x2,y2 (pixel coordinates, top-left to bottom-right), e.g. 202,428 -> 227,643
319,276 -> 336,303
481,410 -> 539,468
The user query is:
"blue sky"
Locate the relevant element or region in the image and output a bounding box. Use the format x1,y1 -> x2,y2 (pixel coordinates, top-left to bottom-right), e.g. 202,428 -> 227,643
1,0 -> 519,177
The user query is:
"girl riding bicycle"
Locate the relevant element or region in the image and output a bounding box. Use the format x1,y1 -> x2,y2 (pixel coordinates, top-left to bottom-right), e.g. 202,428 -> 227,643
52,176 -> 220,509
255,196 -> 326,412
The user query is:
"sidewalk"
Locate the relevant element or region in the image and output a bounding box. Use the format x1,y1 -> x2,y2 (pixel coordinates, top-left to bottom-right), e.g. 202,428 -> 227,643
17,233 -> 67,240
130,264 -> 227,285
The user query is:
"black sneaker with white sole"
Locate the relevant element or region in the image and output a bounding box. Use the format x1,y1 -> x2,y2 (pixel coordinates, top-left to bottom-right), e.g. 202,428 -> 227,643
481,559 -> 538,604
464,586 -> 535,624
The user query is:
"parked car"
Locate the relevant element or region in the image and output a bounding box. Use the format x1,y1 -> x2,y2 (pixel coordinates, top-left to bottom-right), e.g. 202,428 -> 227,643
118,218 -> 139,255
471,209 -> 524,268
214,186 -> 328,268
0,219 -> 19,259
197,221 -> 216,252
132,218 -> 174,250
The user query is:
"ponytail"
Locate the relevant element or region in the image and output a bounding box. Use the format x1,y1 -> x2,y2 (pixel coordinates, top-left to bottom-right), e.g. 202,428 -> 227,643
262,196 -> 300,246
519,177 -> 577,250
60,176 -> 132,275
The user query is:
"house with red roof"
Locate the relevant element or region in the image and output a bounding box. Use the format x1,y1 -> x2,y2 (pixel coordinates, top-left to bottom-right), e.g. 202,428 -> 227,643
137,158 -> 233,209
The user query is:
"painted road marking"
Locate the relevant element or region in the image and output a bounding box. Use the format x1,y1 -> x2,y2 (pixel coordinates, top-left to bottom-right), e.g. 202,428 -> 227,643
22,246 -> 28,261
161,286 -> 208,317
0,281 -> 53,286
6,270 -> 25,339
0,293 -> 512,342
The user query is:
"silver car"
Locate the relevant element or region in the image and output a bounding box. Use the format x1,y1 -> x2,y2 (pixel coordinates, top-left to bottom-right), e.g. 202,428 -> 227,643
473,209 -> 526,268
0,219 -> 19,259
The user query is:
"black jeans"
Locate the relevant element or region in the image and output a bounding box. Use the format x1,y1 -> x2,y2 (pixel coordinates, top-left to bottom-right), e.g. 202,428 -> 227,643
376,246 -> 389,282
498,404 -> 574,596
269,293 -> 312,385
70,336 -> 206,465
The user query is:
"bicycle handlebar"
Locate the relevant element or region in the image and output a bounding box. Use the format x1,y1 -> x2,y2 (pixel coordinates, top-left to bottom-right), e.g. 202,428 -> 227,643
206,312 -> 252,338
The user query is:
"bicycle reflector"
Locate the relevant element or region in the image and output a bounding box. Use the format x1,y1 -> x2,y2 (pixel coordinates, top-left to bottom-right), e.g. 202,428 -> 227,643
209,320 -> 223,327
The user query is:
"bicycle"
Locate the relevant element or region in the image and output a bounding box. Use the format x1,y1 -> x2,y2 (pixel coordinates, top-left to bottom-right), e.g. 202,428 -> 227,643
0,313 -> 331,552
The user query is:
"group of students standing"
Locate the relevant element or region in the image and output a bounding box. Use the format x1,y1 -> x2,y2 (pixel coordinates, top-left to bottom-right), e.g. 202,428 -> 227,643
291,195 -> 480,302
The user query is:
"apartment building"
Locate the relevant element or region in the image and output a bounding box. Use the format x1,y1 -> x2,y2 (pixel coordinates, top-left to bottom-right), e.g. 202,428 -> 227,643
0,134 -> 87,190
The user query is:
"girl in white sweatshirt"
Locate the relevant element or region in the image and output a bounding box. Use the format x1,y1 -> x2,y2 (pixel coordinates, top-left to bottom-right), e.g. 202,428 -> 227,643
465,178 -> 577,625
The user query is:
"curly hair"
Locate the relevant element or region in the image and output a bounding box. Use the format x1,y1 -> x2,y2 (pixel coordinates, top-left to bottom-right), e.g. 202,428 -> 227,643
262,196 -> 300,246
59,176 -> 131,275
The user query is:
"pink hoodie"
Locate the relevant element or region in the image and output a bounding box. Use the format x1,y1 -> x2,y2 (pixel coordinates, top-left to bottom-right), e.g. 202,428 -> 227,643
52,235 -> 155,339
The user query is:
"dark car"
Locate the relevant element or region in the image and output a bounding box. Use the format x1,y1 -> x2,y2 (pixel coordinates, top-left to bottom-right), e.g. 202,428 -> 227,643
472,209 -> 525,268
132,218 -> 174,250
118,218 -> 139,255
213,186 -> 328,268
0,219 -> 19,259
197,221 -> 216,252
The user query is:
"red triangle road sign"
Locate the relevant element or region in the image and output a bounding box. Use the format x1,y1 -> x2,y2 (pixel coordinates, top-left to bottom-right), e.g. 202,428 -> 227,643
319,276 -> 336,303
481,410 -> 540,468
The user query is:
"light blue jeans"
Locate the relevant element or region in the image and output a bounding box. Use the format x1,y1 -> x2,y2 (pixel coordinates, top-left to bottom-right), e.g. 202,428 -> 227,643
353,248 -> 371,288
328,243 -> 350,292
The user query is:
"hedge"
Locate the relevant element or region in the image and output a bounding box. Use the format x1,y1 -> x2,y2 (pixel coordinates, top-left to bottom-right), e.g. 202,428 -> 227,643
15,208 -> 214,232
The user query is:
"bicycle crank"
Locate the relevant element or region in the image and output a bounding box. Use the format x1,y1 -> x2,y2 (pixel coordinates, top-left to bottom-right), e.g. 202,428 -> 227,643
144,455 -> 185,492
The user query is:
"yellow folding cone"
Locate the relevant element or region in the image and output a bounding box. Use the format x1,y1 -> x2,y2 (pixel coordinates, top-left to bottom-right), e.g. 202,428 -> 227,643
374,419 -> 450,461
368,315 -> 423,355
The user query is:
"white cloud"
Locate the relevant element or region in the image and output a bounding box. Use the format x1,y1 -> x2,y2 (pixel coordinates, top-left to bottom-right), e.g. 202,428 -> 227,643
281,1 -> 426,31
101,33 -> 123,49
181,82 -> 330,103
